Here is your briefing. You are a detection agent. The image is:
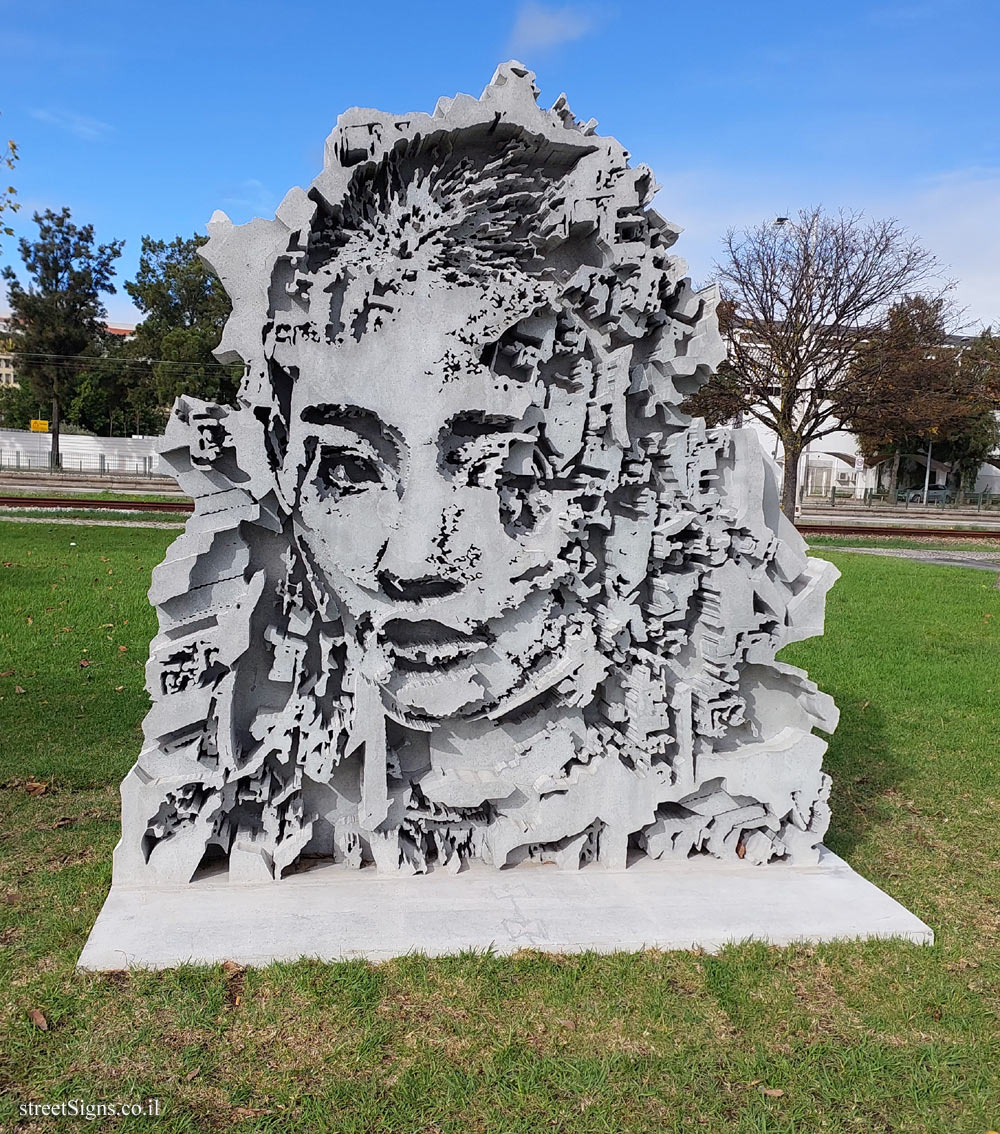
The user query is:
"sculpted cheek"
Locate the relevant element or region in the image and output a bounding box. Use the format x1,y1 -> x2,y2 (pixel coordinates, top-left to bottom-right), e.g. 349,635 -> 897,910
304,488 -> 396,589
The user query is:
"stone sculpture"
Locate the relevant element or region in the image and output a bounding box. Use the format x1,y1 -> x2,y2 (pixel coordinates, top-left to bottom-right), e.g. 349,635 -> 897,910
112,62 -> 840,889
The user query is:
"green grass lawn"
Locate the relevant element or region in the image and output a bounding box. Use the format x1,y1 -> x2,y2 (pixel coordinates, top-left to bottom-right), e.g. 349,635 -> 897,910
0,509 -> 188,525
1,523 -> 998,1132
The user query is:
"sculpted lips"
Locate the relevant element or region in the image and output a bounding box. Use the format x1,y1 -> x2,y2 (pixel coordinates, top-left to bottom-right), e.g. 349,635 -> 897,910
380,619 -> 492,671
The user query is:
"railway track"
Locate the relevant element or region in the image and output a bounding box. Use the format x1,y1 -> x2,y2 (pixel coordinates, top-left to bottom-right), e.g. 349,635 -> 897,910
796,523 -> 1000,541
0,495 -> 193,513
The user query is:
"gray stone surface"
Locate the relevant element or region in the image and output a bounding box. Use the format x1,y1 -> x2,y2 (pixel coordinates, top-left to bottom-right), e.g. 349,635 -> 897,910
78,850 -> 932,970
79,62 -> 924,970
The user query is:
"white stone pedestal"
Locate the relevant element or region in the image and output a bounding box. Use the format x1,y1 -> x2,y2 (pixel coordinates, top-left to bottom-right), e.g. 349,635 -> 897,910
77,848 -> 931,970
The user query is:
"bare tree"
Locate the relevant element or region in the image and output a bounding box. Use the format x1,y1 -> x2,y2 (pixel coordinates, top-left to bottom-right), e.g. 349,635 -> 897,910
684,208 -> 944,515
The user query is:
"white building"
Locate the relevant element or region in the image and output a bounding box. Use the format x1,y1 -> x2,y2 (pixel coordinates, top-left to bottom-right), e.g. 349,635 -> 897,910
739,415 -> 1000,501
723,322 -> 1000,501
0,317 -> 16,387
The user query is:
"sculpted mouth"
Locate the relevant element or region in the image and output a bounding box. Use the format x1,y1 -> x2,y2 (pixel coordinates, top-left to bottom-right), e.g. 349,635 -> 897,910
380,618 -> 492,671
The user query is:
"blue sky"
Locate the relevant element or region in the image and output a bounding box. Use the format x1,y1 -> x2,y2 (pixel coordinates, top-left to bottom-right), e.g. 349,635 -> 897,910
2,0 -> 998,325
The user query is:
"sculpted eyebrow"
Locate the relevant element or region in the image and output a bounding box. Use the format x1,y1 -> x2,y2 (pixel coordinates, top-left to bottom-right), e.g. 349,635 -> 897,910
301,404 -> 402,459
443,411 -> 519,439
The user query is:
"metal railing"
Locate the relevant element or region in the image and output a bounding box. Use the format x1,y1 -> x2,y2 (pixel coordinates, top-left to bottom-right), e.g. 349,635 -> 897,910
802,485 -> 1000,512
0,451 -> 170,478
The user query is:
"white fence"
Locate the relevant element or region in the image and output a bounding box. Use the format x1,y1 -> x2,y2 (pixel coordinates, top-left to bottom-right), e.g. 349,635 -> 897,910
0,429 -> 167,477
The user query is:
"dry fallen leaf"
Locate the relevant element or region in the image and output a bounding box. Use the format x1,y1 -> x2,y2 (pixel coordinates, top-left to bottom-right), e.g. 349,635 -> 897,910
53,817 -> 73,829
25,782 -> 48,796
760,1088 -> 785,1098
0,669 -> 14,677
185,1068 -> 200,1081
118,645 -> 128,653
28,1009 -> 48,1031
115,685 -> 124,692
79,659 -> 90,668
15,685 -> 25,694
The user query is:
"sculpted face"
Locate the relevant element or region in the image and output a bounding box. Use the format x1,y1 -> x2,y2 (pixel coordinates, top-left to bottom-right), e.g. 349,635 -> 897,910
111,67 -> 840,897
279,289 -> 596,724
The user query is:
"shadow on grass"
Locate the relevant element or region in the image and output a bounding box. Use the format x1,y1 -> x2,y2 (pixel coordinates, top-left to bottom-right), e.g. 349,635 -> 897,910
814,691 -> 903,862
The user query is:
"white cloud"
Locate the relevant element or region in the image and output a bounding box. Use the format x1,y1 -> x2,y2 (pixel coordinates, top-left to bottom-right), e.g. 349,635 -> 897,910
889,168 -> 1000,329
220,178 -> 279,220
30,108 -> 113,141
648,165 -> 1000,328
507,2 -> 598,56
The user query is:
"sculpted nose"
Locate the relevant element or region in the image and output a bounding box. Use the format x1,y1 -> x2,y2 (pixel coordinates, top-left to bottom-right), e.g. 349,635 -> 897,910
376,471 -> 464,602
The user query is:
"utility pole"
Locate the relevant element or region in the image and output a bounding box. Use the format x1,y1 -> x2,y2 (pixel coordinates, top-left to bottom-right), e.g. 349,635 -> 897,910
921,437 -> 933,505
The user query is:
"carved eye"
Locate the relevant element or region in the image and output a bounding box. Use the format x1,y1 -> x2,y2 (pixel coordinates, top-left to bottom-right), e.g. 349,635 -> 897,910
314,446 -> 383,499
443,417 -> 519,488
456,436 -> 510,488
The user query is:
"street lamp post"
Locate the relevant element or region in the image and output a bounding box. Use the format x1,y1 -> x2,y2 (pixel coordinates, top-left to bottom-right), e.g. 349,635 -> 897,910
922,437 -> 933,506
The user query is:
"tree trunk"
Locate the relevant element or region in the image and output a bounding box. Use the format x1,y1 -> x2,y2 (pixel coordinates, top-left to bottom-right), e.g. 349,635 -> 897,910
780,436 -> 803,518
886,450 -> 901,500
50,391 -> 61,469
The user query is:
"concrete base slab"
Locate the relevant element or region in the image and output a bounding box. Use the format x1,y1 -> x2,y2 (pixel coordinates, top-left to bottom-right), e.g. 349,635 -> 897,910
78,848 -> 932,970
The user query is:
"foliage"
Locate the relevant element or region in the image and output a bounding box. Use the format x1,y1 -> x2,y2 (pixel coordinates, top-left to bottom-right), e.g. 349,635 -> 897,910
1,208 -> 123,461
932,409 -> 1000,488
125,234 -> 238,406
0,378 -> 38,429
67,340 -> 167,437
1,527 -> 999,1131
949,327 -> 1000,486
683,208 -> 943,514
848,296 -> 959,456
0,113 -> 18,250
847,303 -> 1000,491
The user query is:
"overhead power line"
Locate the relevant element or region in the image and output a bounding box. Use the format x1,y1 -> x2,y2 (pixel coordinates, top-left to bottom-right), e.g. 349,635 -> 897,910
5,350 -> 239,374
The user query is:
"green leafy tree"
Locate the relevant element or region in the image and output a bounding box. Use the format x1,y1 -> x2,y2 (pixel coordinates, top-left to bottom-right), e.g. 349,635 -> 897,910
125,234 -> 238,405
682,208 -> 942,515
849,307 -> 1000,496
0,379 -> 38,430
934,410 -> 1000,490
847,296 -> 961,498
1,208 -> 123,466
945,327 -> 1000,489
66,338 -> 165,438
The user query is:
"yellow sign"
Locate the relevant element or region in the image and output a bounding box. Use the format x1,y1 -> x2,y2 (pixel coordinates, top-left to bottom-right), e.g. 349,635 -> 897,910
30,419 -> 49,432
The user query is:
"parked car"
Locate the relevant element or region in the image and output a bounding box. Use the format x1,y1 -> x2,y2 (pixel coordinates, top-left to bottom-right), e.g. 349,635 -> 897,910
896,487 -> 954,504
